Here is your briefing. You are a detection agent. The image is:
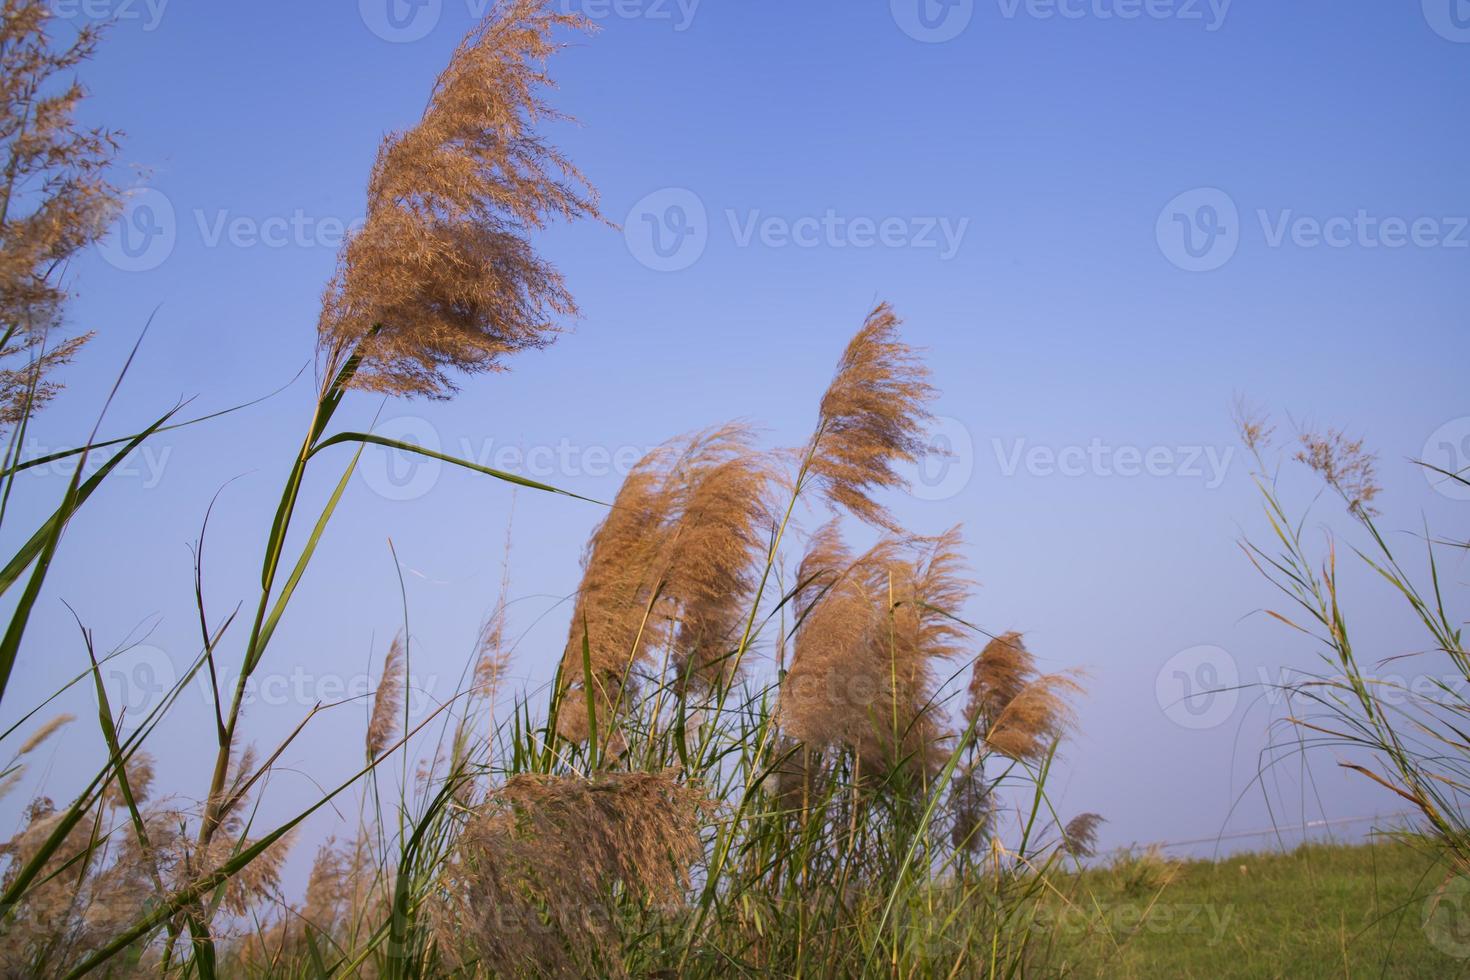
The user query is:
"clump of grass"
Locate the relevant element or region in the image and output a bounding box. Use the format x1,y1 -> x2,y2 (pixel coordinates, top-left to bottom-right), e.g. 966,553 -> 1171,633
432,769 -> 710,977
1239,408 -> 1470,879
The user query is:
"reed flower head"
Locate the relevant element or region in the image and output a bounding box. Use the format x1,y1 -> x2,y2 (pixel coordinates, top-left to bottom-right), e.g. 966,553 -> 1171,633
0,0 -> 121,430
662,427 -> 774,690
966,632 -> 1081,763
781,525 -> 969,779
949,765 -> 993,854
807,303 -> 935,530
366,634 -> 406,760
317,0 -> 601,399
100,750 -> 155,809
17,711 -> 73,755
1063,812 -> 1105,859
1296,428 -> 1381,518
557,448 -> 678,739
558,425 -> 774,735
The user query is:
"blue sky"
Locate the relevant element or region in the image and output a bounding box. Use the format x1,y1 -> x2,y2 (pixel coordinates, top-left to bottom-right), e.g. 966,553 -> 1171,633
3,0 -> 1467,861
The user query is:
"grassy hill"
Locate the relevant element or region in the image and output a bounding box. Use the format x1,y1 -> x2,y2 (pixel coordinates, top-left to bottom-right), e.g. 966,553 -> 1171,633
1048,840 -> 1469,978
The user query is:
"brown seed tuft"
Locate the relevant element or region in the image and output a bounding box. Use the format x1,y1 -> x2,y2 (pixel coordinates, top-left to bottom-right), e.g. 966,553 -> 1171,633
780,524 -> 969,779
965,632 -> 1081,763
316,0 -> 602,399
1296,428 -> 1381,518
1063,812 -> 1105,859
806,303 -> 935,531
366,634 -> 407,761
17,712 -> 74,755
557,425 -> 774,735
0,1 -> 121,430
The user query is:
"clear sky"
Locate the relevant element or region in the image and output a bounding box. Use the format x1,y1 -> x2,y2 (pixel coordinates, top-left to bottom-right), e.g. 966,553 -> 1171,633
3,0 -> 1467,862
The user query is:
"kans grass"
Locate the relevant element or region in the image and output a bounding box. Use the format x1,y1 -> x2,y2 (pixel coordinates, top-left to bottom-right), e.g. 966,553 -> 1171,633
1,1 -> 1466,977
0,3 -> 1098,975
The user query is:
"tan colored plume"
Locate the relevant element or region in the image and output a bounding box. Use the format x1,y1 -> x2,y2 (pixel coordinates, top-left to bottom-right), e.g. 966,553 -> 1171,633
806,303 -> 935,530
366,634 -> 406,760
317,0 -> 601,399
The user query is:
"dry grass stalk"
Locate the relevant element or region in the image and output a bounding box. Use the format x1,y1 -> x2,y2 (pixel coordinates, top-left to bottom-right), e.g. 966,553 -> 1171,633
557,448 -> 679,740
474,494 -> 518,708
780,524 -> 969,779
16,711 -> 74,755
0,0 -> 121,429
316,0 -> 601,399
1062,812 -> 1105,859
432,769 -> 709,976
557,425 -> 774,737
807,303 -> 935,531
663,429 -> 774,691
965,632 -> 1081,764
0,739 -> 290,974
366,633 -> 406,761
949,764 -> 993,854
1296,428 -> 1381,517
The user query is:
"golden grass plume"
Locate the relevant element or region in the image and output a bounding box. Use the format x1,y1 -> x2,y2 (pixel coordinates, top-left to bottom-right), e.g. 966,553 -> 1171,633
317,0 -> 601,399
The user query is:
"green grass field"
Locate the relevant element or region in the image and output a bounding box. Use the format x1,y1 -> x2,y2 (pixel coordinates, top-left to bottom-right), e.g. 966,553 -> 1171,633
1046,840 -> 1470,978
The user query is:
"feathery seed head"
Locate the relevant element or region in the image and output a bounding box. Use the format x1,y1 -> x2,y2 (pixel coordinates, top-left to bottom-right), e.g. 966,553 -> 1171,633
17,712 -> 73,755
316,0 -> 601,399
367,634 -> 407,760
807,303 -> 935,531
